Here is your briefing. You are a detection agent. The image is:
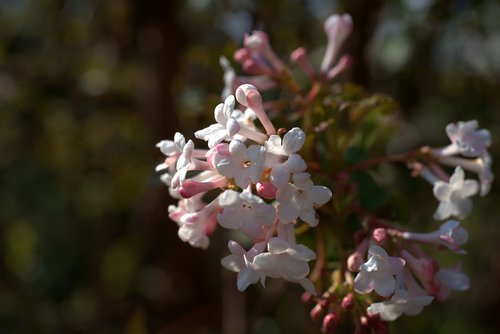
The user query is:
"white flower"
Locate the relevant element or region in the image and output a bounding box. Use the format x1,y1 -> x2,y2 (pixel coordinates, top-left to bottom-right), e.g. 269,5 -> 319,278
437,220 -> 468,253
367,288 -> 434,321
354,245 -> 405,297
443,120 -> 491,157
433,167 -> 479,220
170,140 -> 194,189
221,240 -> 267,291
266,128 -> 308,187
195,95 -> 240,148
168,197 -> 212,249
214,139 -> 266,189
276,173 -> 332,226
155,132 -> 186,173
401,220 -> 468,254
252,237 -> 317,294
217,190 -> 276,240
437,152 -> 494,197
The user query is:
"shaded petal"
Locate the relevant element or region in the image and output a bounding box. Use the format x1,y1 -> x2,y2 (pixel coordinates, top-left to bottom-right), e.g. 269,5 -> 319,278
460,179 -> 479,197
309,185 -> 332,205
282,127 -> 305,155
221,254 -> 244,272
237,268 -> 260,291
354,271 -> 374,294
267,238 -> 289,254
433,201 -> 453,220
373,273 -> 396,297
433,182 -> 451,201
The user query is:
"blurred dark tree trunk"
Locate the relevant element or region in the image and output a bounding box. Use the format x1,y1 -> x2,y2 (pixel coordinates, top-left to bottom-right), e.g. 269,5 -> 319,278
345,0 -> 384,87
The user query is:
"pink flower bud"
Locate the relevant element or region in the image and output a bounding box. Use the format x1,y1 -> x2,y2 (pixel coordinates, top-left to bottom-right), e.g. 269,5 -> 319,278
372,228 -> 387,243
244,31 -> 270,52
310,303 -> 324,321
291,47 -> 316,78
234,48 -> 251,63
341,293 -> 354,310
326,55 -> 352,80
348,253 -> 364,272
244,31 -> 286,73
256,181 -> 277,199
179,178 -> 227,198
235,84 -> 276,135
301,291 -> 314,304
321,312 -> 339,333
242,58 -> 274,76
321,14 -> 353,73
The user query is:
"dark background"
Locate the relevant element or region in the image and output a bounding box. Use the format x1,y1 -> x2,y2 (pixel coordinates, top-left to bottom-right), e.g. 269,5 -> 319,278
0,0 -> 499,333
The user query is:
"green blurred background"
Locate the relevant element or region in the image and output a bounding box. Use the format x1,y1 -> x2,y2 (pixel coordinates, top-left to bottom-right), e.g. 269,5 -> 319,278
0,0 -> 499,333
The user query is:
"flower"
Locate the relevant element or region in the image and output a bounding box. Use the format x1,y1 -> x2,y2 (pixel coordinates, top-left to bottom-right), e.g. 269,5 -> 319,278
277,172 -> 332,226
214,139 -> 266,189
266,127 -> 307,187
442,120 -> 491,157
195,95 -> 240,148
168,196 -> 220,249
252,237 -> 317,294
155,132 -> 186,174
221,240 -> 267,291
367,288 -> 434,321
217,190 -> 276,240
354,245 -> 405,297
438,152 -> 493,197
433,167 -> 479,220
401,220 -> 468,254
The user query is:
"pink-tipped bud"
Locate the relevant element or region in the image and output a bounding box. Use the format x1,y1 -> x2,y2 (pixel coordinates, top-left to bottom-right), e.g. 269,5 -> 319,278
291,47 -> 316,78
372,228 -> 387,243
321,14 -> 353,73
179,178 -> 227,198
326,55 -> 352,80
244,30 -> 286,73
321,312 -> 339,333
301,291 -> 314,304
256,181 -> 277,199
215,143 -> 230,157
235,84 -> 276,135
234,48 -> 252,63
242,58 -> 274,76
310,303 -> 325,321
235,84 -> 259,108
347,252 -> 364,272
244,31 -> 270,52
341,293 -> 354,310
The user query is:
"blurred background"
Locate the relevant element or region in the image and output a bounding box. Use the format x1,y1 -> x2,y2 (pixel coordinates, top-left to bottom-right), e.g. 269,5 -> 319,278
0,0 -> 499,333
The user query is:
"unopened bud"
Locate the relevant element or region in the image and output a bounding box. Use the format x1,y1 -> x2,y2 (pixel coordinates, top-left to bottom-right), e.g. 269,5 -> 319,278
310,303 -> 325,321
347,252 -> 364,272
321,312 -> 339,333
372,228 -> 387,243
301,291 -> 314,304
341,293 -> 354,310
234,48 -> 251,63
256,181 -> 277,200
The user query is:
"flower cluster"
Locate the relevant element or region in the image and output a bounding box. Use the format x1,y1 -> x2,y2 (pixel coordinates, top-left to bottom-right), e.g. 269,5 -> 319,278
157,84 -> 331,293
155,11 -> 493,334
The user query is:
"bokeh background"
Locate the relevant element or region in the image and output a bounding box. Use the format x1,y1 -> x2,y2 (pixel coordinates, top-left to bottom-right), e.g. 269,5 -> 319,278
0,0 -> 499,333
